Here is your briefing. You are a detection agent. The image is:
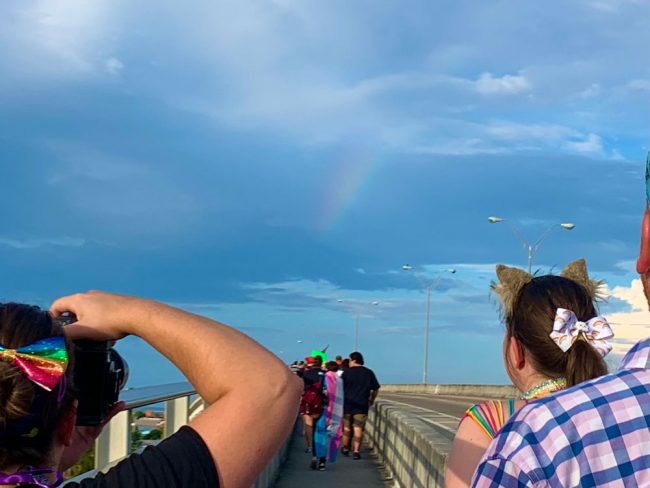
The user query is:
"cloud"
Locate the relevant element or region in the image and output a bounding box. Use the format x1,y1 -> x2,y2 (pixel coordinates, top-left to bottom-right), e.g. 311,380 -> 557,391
105,57 -> 124,75
565,133 -> 604,155
474,72 -> 531,95
603,279 -> 650,356
0,237 -> 86,249
627,79 -> 650,91
585,0 -> 645,12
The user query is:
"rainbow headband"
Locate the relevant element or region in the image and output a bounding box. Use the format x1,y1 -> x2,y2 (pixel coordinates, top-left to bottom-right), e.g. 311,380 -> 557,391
0,336 -> 68,391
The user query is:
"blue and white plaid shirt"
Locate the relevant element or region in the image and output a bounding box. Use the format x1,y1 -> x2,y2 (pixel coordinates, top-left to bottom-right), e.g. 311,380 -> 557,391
472,338 -> 650,487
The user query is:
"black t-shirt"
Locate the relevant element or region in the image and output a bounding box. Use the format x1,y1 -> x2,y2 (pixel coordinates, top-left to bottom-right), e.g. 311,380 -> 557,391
341,366 -> 380,414
302,368 -> 323,388
68,426 -> 218,487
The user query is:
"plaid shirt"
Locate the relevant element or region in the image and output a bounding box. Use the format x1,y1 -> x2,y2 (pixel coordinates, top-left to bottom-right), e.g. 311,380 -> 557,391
472,338 -> 650,487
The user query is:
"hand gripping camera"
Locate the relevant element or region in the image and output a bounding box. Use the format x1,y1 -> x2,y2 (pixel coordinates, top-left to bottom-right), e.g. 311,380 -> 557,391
55,313 -> 129,426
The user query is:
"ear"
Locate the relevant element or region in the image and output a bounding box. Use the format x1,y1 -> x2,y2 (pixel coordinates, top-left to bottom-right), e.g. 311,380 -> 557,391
58,399 -> 78,447
491,265 -> 534,315
508,336 -> 526,371
560,258 -> 604,300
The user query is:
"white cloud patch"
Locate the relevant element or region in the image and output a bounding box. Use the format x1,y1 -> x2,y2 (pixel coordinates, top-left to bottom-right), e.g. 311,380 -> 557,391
105,57 -> 124,75
565,133 -> 604,155
474,72 -> 532,95
627,79 -> 650,91
603,279 -> 650,356
0,237 -> 86,249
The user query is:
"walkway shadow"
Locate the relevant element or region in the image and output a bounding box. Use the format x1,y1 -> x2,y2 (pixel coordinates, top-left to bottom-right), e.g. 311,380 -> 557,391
274,424 -> 393,488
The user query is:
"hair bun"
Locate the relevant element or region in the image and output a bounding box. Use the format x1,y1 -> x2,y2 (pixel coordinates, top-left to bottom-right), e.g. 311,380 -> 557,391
0,362 -> 35,428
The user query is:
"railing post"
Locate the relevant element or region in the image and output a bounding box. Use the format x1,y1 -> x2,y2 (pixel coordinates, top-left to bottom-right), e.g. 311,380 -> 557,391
94,410 -> 130,470
189,397 -> 205,421
165,396 -> 189,437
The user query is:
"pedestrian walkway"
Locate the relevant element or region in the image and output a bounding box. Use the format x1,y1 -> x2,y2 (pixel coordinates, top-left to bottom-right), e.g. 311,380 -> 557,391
274,425 -> 391,488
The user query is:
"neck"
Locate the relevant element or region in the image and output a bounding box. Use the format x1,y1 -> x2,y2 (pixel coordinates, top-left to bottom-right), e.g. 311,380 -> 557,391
517,372 -> 551,393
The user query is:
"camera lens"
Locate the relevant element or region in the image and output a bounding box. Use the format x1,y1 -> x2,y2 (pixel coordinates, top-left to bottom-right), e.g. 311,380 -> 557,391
109,349 -> 129,391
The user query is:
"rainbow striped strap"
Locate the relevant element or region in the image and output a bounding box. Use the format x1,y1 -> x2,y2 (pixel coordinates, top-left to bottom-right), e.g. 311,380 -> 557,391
462,400 -> 516,440
0,336 -> 68,391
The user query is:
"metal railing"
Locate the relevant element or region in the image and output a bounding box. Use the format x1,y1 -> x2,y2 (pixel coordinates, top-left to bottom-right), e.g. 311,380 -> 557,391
66,381 -> 204,483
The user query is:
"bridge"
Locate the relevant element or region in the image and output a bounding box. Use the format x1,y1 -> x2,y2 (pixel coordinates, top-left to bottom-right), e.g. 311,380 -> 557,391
64,383 -> 517,487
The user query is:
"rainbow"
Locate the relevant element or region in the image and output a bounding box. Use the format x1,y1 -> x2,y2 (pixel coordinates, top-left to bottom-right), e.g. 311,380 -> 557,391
317,147 -> 381,231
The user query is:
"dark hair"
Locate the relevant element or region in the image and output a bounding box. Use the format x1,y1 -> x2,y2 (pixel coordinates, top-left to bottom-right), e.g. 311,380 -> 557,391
349,352 -> 364,365
313,356 -> 323,367
325,361 -> 339,372
506,276 -> 607,387
341,359 -> 350,369
0,303 -> 75,467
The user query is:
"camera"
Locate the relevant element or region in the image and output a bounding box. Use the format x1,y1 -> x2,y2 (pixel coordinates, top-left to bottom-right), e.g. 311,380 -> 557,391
55,313 -> 129,426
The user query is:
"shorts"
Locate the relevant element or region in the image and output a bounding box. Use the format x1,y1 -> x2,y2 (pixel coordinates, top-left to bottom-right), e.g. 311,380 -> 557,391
343,413 -> 368,429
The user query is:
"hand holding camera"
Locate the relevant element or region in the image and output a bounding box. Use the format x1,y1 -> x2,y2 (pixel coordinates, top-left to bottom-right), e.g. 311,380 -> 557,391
52,291 -> 135,426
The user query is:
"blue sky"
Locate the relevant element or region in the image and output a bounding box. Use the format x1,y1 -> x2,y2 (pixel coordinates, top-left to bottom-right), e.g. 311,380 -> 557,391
0,0 -> 649,387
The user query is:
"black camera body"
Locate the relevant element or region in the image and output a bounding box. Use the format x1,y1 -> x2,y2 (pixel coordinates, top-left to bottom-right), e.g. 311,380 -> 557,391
55,313 -> 129,426
72,340 -> 129,426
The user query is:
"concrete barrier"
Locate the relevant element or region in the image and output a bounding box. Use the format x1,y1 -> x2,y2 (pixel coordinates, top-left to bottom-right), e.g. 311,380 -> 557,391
366,386 -> 517,488
367,400 -> 452,488
251,421 -> 295,488
381,383 -> 518,399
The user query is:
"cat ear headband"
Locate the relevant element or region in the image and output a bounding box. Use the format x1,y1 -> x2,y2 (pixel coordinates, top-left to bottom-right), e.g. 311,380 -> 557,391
491,258 -> 605,317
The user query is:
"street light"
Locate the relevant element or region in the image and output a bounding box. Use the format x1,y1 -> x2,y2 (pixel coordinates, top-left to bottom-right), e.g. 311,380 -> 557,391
403,265 -> 456,385
337,299 -> 380,351
488,216 -> 576,273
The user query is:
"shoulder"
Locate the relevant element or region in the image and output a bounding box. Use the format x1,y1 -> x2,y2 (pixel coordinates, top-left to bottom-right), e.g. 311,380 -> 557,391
75,427 -> 219,488
463,400 -> 517,440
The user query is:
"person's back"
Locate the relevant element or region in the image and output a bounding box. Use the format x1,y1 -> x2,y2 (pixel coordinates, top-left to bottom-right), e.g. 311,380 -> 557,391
341,352 -> 380,459
342,365 -> 379,414
472,337 -> 650,487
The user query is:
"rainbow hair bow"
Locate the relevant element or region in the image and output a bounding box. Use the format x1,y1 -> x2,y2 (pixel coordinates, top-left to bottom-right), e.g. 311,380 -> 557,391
550,308 -> 614,358
0,336 -> 68,391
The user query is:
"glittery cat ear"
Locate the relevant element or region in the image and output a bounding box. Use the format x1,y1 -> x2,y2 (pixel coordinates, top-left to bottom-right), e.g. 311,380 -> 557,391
491,265 -> 534,316
560,258 -> 605,301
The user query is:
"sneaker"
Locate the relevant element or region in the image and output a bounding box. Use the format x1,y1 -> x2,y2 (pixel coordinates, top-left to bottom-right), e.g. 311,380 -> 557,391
310,459 -> 318,470
304,447 -> 311,454
353,451 -> 361,460
341,447 -> 350,457
318,460 -> 326,471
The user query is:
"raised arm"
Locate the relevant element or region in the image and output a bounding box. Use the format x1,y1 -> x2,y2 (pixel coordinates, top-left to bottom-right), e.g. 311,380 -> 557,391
51,291 -> 302,488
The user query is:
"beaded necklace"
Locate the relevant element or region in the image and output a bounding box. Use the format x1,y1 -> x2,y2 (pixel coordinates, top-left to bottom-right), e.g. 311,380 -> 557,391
520,377 -> 567,400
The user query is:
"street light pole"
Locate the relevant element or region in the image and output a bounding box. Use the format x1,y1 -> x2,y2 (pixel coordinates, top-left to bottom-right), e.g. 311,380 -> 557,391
488,217 -> 576,273
403,265 -> 456,384
338,299 -> 379,351
354,313 -> 360,351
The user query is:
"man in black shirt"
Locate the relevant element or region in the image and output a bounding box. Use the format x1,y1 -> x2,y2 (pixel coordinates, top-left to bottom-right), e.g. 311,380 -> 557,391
340,351 -> 380,459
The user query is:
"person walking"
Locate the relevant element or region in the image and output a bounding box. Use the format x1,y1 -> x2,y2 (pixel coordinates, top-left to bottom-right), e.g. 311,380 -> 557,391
341,351 -> 380,459
313,361 -> 344,470
299,356 -> 325,468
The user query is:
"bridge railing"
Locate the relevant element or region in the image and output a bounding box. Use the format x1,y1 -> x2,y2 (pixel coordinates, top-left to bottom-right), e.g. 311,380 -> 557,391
66,381 -> 292,488
367,384 -> 518,488
65,381 -> 201,483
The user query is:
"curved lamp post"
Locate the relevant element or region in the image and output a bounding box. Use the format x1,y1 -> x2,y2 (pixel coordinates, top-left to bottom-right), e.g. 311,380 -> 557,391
337,299 -> 380,351
488,217 -> 575,273
402,265 -> 456,384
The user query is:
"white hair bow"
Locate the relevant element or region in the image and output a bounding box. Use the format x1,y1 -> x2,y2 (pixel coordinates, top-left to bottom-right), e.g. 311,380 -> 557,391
550,308 -> 614,358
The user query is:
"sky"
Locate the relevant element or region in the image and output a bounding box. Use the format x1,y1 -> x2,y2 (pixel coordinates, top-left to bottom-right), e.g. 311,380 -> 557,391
0,0 -> 649,388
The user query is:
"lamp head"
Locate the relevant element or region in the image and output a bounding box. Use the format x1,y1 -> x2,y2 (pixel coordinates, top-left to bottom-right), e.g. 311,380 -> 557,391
560,223 -> 576,230
488,216 -> 504,223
